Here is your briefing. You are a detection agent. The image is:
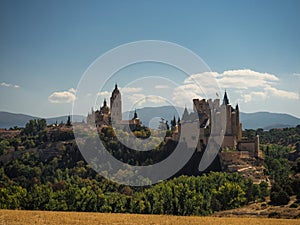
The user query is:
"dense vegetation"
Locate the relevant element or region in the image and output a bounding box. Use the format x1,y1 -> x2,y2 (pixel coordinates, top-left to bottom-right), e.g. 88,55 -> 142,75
243,126 -> 300,205
0,120 -> 299,214
262,144 -> 300,205
243,125 -> 300,147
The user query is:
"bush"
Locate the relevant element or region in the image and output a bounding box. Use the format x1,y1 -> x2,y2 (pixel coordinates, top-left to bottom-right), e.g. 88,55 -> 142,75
268,212 -> 280,218
290,203 -> 298,208
270,190 -> 290,205
261,203 -> 267,209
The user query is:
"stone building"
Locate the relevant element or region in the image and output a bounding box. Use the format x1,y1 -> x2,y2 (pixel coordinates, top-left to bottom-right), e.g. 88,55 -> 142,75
87,84 -> 141,129
173,91 -> 261,158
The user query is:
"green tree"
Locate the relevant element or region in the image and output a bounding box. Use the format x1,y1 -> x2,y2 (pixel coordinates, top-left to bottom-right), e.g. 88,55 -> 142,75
0,186 -> 27,209
0,139 -> 10,154
214,182 -> 246,210
270,190 -> 290,205
66,115 -> 72,126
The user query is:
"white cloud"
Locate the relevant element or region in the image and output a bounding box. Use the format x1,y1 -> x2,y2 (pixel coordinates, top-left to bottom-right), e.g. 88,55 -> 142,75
293,73 -> 300,77
146,95 -> 167,104
97,91 -> 110,98
1,82 -> 20,88
264,85 -> 299,100
68,88 -> 76,94
125,94 -> 168,107
222,69 -> 279,81
172,69 -> 299,106
217,69 -> 279,89
154,85 -> 170,89
127,93 -> 146,106
172,84 -> 205,108
242,94 -> 252,103
48,89 -> 76,104
242,91 -> 267,103
121,87 -> 142,93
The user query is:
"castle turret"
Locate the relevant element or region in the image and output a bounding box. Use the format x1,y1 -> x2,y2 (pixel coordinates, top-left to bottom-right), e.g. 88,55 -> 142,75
182,106 -> 189,121
235,104 -> 242,140
223,90 -> 229,105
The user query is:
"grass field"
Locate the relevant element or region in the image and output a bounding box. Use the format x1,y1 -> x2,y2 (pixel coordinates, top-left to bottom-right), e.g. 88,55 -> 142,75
0,210 -> 299,225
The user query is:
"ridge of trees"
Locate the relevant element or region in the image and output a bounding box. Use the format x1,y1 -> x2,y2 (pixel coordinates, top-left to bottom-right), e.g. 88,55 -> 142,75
0,120 -> 300,213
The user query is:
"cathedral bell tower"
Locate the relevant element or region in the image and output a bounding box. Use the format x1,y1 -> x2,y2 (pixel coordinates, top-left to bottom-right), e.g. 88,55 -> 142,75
110,83 -> 122,123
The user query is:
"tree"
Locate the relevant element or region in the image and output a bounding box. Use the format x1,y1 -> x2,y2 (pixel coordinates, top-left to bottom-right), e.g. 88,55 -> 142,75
0,139 -> 10,154
10,138 -> 21,151
270,190 -> 290,205
214,182 -> 246,210
165,121 -> 169,130
0,186 -> 27,209
37,119 -> 47,131
296,124 -> 300,135
66,115 -> 72,126
23,119 -> 47,136
171,116 -> 176,130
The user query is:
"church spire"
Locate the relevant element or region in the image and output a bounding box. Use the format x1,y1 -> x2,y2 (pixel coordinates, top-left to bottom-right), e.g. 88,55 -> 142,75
133,109 -> 138,119
103,98 -> 107,107
223,90 -> 229,105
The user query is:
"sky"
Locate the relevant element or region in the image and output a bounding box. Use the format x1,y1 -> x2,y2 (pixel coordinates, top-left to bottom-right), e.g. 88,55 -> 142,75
0,0 -> 300,118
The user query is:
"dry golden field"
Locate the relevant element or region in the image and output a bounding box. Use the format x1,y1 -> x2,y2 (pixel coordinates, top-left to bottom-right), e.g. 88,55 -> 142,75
0,210 -> 299,225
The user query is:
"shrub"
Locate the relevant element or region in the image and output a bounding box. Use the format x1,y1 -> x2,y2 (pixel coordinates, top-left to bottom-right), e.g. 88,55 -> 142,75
268,212 -> 280,218
290,203 -> 298,208
270,190 -> 290,205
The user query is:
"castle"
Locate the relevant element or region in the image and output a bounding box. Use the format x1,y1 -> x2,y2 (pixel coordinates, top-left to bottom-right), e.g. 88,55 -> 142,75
171,91 -> 261,158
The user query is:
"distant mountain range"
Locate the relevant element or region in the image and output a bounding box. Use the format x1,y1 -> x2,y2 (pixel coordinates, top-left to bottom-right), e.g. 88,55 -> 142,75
1,107 -> 300,130
239,111 -> 300,130
0,112 -> 85,129
123,106 -> 300,130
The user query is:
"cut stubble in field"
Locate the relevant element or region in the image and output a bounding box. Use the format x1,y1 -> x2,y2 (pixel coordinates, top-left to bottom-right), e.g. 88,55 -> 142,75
1,210 -> 299,225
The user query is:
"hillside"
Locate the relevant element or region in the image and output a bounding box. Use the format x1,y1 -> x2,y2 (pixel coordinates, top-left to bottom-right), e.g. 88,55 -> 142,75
214,196 -> 300,219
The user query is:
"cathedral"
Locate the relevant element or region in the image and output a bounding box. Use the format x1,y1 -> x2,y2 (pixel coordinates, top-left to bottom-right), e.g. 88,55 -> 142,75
87,84 -> 141,129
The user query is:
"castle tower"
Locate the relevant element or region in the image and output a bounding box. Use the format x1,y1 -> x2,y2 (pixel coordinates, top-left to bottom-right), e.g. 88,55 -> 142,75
235,104 -> 242,140
110,83 -> 122,123
222,91 -> 232,135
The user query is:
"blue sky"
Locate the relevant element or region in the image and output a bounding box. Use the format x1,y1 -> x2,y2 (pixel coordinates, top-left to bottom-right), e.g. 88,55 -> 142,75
0,0 -> 299,118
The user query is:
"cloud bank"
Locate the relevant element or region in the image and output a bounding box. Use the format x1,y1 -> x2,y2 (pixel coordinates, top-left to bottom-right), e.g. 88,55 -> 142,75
173,69 -> 298,106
